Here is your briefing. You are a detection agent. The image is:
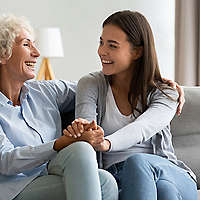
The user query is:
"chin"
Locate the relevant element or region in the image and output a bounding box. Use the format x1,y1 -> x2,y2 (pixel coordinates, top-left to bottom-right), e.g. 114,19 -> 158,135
26,73 -> 35,80
102,68 -> 113,76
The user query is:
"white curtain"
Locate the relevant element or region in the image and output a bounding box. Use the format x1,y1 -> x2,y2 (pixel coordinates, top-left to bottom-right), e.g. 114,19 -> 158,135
175,0 -> 200,86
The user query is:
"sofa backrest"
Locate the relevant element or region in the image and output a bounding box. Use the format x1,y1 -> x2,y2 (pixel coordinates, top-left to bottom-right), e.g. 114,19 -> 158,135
171,86 -> 200,189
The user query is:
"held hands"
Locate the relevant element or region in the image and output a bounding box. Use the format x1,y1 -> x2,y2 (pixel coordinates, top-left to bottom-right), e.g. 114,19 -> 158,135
162,78 -> 185,116
63,118 -> 110,151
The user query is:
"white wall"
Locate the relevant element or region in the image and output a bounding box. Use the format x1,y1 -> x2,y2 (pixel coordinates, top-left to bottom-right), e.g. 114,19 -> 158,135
0,0 -> 175,81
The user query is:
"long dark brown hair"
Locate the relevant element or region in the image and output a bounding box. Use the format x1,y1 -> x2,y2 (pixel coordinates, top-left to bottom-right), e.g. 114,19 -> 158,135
103,10 -> 171,116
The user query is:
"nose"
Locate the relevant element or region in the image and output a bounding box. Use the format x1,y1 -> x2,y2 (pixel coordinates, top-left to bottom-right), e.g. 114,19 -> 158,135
31,45 -> 40,58
98,44 -> 108,57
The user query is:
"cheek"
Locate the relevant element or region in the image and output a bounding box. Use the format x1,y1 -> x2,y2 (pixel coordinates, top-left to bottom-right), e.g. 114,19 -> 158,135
10,53 -> 23,64
116,53 -> 132,65
6,56 -> 18,67
97,46 -> 101,56
123,50 -> 134,64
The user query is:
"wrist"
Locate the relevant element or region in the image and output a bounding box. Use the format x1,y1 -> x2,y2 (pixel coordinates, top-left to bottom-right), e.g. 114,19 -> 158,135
104,139 -> 111,152
53,135 -> 76,152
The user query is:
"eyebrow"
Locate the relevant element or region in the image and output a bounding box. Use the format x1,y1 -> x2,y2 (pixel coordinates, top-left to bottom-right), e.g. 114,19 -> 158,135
100,37 -> 120,45
19,38 -> 35,43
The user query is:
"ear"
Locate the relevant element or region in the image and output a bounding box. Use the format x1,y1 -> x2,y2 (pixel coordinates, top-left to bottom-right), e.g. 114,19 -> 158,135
0,54 -> 8,65
132,46 -> 143,60
0,57 -> 7,65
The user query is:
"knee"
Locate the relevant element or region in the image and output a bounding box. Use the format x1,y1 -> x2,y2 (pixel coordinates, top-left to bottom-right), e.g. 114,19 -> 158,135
58,141 -> 97,166
64,141 -> 96,159
157,180 -> 181,199
99,169 -> 118,200
48,142 -> 97,175
125,153 -> 148,170
69,141 -> 95,155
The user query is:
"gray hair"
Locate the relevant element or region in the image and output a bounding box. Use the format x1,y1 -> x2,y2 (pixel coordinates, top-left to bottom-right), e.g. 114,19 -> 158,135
0,14 -> 34,60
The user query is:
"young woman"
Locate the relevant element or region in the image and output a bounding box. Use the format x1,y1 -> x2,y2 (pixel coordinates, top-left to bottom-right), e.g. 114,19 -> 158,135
0,14 -> 118,200
64,10 -> 197,200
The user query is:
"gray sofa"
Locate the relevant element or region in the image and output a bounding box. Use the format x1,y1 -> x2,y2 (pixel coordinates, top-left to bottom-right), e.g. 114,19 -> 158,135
171,86 -> 200,198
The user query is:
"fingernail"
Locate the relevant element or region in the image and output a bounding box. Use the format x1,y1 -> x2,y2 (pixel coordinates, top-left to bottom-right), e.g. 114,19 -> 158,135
80,130 -> 83,133
77,133 -> 81,137
73,135 -> 77,138
69,134 -> 72,137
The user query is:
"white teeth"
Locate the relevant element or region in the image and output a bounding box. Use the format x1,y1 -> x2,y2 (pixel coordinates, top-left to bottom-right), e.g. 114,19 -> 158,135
102,60 -> 112,64
25,62 -> 35,67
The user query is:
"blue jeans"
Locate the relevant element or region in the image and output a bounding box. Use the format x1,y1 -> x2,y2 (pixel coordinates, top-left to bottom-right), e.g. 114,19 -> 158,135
14,142 -> 118,200
107,153 -> 197,200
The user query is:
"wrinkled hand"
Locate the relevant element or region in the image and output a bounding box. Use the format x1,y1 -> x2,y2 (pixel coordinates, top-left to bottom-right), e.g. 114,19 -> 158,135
81,126 -> 110,152
82,125 -> 104,147
162,78 -> 185,116
64,124 -> 104,147
63,119 -> 110,151
63,118 -> 111,151
63,118 -> 97,138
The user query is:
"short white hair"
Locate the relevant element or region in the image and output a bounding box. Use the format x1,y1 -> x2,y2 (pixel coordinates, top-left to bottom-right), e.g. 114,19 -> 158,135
0,14 -> 34,60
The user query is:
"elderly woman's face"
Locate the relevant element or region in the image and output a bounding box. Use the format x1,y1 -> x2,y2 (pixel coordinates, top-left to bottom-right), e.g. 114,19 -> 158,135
5,29 -> 40,81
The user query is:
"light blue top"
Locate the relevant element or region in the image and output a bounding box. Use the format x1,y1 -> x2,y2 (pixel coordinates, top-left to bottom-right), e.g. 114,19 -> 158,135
0,80 -> 76,200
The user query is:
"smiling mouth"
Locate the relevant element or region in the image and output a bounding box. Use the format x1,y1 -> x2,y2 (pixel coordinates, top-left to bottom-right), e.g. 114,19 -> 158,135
25,62 -> 35,70
102,60 -> 114,64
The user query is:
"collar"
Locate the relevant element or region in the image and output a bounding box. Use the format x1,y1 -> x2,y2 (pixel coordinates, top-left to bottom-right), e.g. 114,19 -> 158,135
0,84 -> 29,106
20,83 -> 29,101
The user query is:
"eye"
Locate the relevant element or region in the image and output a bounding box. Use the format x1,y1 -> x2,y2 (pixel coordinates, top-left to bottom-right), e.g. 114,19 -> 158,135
23,40 -> 32,47
99,40 -> 103,46
23,43 -> 30,47
109,44 -> 117,49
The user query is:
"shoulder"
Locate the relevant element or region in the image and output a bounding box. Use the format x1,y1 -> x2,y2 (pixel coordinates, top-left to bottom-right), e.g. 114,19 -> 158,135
148,85 -> 179,104
78,71 -> 108,88
78,71 -> 106,83
25,80 -> 77,93
76,71 -> 109,103
25,80 -> 76,110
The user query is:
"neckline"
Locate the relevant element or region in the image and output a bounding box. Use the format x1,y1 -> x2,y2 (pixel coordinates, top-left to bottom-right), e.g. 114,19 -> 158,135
108,85 -> 132,118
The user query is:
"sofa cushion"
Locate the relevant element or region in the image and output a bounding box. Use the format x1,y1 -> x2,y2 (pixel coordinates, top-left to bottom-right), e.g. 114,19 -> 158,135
171,86 -> 200,189
171,87 -> 200,136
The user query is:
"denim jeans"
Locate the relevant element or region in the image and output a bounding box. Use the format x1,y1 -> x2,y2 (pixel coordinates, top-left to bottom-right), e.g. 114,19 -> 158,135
107,153 -> 197,200
14,142 -> 118,200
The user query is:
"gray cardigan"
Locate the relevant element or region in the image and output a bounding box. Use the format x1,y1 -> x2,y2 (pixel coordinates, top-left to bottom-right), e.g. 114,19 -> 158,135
75,71 -> 196,180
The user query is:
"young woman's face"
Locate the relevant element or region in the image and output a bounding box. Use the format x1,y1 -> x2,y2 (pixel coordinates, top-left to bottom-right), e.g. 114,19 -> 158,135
98,24 -> 135,76
4,29 -> 40,82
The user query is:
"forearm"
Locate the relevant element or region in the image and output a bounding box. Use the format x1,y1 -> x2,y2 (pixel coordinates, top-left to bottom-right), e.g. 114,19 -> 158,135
1,136 -> 80,175
53,135 -> 78,151
0,141 -> 56,175
106,102 -> 177,151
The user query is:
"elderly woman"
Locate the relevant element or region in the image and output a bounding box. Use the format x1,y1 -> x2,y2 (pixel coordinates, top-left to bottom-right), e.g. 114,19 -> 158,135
0,14 -> 118,200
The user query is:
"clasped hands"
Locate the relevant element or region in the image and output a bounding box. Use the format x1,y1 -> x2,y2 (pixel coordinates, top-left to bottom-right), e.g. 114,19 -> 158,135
63,118 -> 111,152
